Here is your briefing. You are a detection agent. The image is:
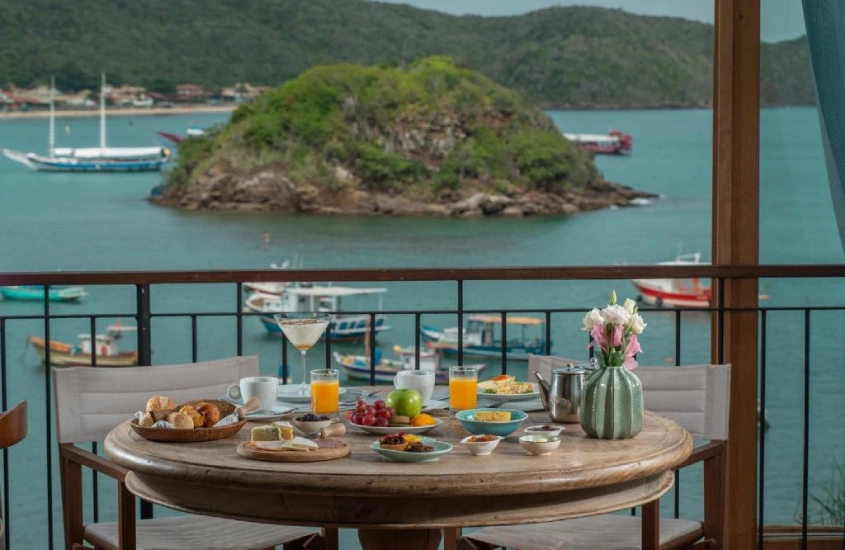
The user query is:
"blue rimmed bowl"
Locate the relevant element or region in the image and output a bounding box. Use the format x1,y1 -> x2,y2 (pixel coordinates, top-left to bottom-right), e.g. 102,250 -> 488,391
455,409 -> 528,437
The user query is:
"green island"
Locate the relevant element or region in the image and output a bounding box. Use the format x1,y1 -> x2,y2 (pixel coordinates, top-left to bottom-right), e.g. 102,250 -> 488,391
152,57 -> 653,217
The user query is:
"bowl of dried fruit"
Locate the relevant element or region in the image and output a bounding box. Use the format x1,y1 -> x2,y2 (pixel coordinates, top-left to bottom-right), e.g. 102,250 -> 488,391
460,434 -> 503,456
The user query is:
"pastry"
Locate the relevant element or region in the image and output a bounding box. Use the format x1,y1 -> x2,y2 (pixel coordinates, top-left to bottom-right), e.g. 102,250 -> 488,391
273,421 -> 294,441
178,405 -> 204,428
138,413 -> 155,428
145,395 -> 176,414
250,425 -> 281,441
379,434 -> 408,452
166,411 -> 194,429
194,402 -> 221,427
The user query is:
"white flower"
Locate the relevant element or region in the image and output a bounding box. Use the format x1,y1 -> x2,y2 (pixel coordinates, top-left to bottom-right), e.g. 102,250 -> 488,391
623,298 -> 637,314
628,313 -> 647,335
582,308 -> 605,331
601,304 -> 631,326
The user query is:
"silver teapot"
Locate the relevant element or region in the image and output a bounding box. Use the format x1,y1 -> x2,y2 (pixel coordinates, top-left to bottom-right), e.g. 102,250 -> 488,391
534,361 -> 596,423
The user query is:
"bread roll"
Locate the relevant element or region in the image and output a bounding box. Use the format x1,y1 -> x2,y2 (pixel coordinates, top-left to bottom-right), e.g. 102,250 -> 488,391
166,411 -> 194,430
194,402 -> 221,427
145,396 -> 176,414
138,413 -> 155,428
178,405 -> 204,428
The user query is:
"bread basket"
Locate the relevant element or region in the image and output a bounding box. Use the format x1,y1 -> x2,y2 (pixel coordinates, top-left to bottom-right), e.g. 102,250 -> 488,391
130,399 -> 253,443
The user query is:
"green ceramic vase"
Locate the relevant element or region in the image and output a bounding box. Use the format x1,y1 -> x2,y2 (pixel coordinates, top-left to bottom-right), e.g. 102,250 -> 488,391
580,365 -> 643,440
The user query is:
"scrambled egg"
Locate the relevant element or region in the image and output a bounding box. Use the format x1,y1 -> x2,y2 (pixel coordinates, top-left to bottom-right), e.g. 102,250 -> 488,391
478,375 -> 535,395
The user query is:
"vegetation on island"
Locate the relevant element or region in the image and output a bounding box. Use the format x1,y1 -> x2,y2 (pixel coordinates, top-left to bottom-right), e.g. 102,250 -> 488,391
0,0 -> 813,108
156,57 -> 648,216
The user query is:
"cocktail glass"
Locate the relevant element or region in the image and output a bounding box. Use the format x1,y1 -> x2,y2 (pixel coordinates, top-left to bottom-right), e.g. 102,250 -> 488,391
274,313 -> 332,396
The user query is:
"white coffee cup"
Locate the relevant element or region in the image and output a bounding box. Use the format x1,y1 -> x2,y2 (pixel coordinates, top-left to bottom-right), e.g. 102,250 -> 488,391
393,369 -> 435,402
227,376 -> 278,412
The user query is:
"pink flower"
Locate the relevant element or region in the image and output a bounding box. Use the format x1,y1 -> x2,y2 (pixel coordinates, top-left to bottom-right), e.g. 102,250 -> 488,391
589,324 -> 607,351
623,334 -> 642,370
612,325 -> 623,347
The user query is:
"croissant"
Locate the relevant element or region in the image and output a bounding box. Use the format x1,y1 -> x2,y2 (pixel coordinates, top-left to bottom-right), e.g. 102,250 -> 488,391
145,395 -> 176,414
166,411 -> 194,430
178,405 -> 204,428
195,402 -> 221,427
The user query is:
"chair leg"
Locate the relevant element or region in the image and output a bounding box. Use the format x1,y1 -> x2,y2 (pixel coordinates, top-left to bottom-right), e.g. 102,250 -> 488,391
60,454 -> 84,550
321,527 -> 339,550
117,481 -> 136,550
283,532 -> 325,550
642,500 -> 660,550
443,527 -> 461,550
457,538 -> 498,550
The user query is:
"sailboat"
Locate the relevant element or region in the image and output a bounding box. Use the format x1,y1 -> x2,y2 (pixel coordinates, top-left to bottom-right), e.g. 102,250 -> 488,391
2,74 -> 171,172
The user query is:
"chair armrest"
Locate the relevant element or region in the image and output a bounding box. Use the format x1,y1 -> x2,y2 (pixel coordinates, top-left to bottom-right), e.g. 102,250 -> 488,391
676,440 -> 724,470
60,443 -> 128,482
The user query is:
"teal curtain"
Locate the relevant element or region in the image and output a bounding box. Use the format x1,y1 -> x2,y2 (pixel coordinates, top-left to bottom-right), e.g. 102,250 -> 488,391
803,0 -> 845,252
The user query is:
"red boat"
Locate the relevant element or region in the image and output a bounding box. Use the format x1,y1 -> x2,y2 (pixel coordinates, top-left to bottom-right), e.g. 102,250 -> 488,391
563,130 -> 632,155
631,253 -> 711,308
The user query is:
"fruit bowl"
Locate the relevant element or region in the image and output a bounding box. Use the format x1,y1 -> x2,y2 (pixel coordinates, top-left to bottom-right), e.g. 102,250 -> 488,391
370,437 -> 453,463
455,409 -> 527,437
349,417 -> 443,436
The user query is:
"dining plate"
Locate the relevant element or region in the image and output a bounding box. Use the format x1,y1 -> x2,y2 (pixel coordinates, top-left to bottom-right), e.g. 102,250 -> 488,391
245,405 -> 297,421
277,385 -> 348,404
370,437 -> 452,463
477,383 -> 541,403
350,417 -> 444,435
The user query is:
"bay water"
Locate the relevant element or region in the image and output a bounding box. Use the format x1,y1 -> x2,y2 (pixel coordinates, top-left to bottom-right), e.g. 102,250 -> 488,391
0,107 -> 842,547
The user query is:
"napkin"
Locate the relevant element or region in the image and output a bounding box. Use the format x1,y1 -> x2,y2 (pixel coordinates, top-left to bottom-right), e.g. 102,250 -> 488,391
134,411 -> 176,429
214,413 -> 240,427
133,411 -> 239,428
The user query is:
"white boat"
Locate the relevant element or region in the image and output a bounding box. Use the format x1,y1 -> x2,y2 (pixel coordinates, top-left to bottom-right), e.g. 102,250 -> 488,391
630,253 -> 712,308
243,261 -> 292,296
2,74 -> 170,173
334,346 -> 486,384
245,285 -> 390,341
562,130 -> 633,155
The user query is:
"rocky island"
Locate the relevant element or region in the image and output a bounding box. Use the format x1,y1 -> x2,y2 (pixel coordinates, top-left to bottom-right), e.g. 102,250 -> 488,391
152,57 -> 655,217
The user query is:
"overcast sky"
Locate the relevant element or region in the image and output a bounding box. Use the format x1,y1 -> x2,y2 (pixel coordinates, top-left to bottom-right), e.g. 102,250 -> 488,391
372,0 -> 805,43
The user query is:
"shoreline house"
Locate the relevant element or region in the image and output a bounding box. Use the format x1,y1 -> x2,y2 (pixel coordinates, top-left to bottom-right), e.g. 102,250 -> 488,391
176,83 -> 208,103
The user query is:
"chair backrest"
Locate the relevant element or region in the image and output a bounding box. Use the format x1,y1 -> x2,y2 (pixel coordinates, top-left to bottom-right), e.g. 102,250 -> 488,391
0,401 -> 27,450
529,355 -> 731,440
528,354 -> 587,382
53,356 -> 259,444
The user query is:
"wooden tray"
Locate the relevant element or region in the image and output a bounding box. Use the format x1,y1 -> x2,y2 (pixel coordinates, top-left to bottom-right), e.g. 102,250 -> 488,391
130,400 -> 246,443
237,439 -> 351,462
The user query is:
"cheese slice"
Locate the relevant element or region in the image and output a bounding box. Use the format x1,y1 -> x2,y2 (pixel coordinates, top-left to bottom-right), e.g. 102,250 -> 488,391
252,437 -> 317,452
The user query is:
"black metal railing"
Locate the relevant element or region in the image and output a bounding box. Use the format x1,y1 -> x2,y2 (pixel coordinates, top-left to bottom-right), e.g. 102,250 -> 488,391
0,265 -> 843,549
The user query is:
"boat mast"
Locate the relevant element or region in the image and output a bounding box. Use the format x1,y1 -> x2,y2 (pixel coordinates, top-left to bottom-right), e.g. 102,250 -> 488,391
99,71 -> 106,150
48,75 -> 55,156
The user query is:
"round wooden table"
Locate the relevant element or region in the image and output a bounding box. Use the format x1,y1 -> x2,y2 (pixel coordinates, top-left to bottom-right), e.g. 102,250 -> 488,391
105,405 -> 691,550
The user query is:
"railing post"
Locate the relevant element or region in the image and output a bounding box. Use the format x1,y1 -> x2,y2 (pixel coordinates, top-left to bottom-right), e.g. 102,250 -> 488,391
135,284 -> 154,520
712,0 -> 761,547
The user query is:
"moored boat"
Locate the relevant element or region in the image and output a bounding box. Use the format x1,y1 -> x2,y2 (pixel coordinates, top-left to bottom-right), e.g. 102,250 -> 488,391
630,253 -> 712,308
421,315 -> 548,361
243,261 -> 292,296
28,324 -> 138,367
244,286 -> 390,341
0,285 -> 87,302
563,130 -> 632,155
2,74 -> 170,173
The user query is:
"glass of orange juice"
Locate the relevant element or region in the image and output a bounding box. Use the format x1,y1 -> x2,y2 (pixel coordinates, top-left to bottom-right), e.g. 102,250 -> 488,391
310,369 -> 340,416
449,366 -> 478,415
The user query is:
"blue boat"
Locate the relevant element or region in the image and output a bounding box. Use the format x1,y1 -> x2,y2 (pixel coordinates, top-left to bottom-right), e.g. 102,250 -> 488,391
0,285 -> 87,302
244,285 -> 390,342
421,315 -> 549,361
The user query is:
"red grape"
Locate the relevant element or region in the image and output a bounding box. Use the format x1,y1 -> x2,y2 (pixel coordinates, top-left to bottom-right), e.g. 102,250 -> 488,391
362,414 -> 376,426
373,400 -> 386,410
365,406 -> 376,415
375,417 -> 389,427
377,408 -> 392,419
352,412 -> 365,425
345,410 -> 354,421
356,399 -> 367,410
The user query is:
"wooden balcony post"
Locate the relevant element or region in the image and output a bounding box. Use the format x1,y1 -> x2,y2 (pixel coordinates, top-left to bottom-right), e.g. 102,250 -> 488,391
712,0 -> 760,548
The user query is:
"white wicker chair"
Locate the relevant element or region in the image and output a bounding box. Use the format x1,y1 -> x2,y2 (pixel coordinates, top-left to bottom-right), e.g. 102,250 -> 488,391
54,356 -> 324,550
458,357 -> 731,550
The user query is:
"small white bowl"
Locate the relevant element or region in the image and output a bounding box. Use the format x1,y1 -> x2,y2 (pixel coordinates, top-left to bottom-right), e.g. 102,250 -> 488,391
524,424 -> 564,437
460,435 -> 503,456
291,416 -> 333,434
519,434 -> 562,456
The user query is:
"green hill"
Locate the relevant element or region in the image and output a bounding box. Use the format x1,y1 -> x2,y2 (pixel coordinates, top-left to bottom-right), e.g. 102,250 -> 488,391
0,0 -> 813,108
154,56 -> 651,216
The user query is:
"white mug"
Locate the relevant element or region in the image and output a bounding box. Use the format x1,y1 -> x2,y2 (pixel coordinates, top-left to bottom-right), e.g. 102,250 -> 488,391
228,376 -> 278,412
393,369 -> 435,402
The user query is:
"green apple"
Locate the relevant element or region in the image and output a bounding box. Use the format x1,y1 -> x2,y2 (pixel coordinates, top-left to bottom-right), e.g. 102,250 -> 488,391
386,388 -> 423,417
